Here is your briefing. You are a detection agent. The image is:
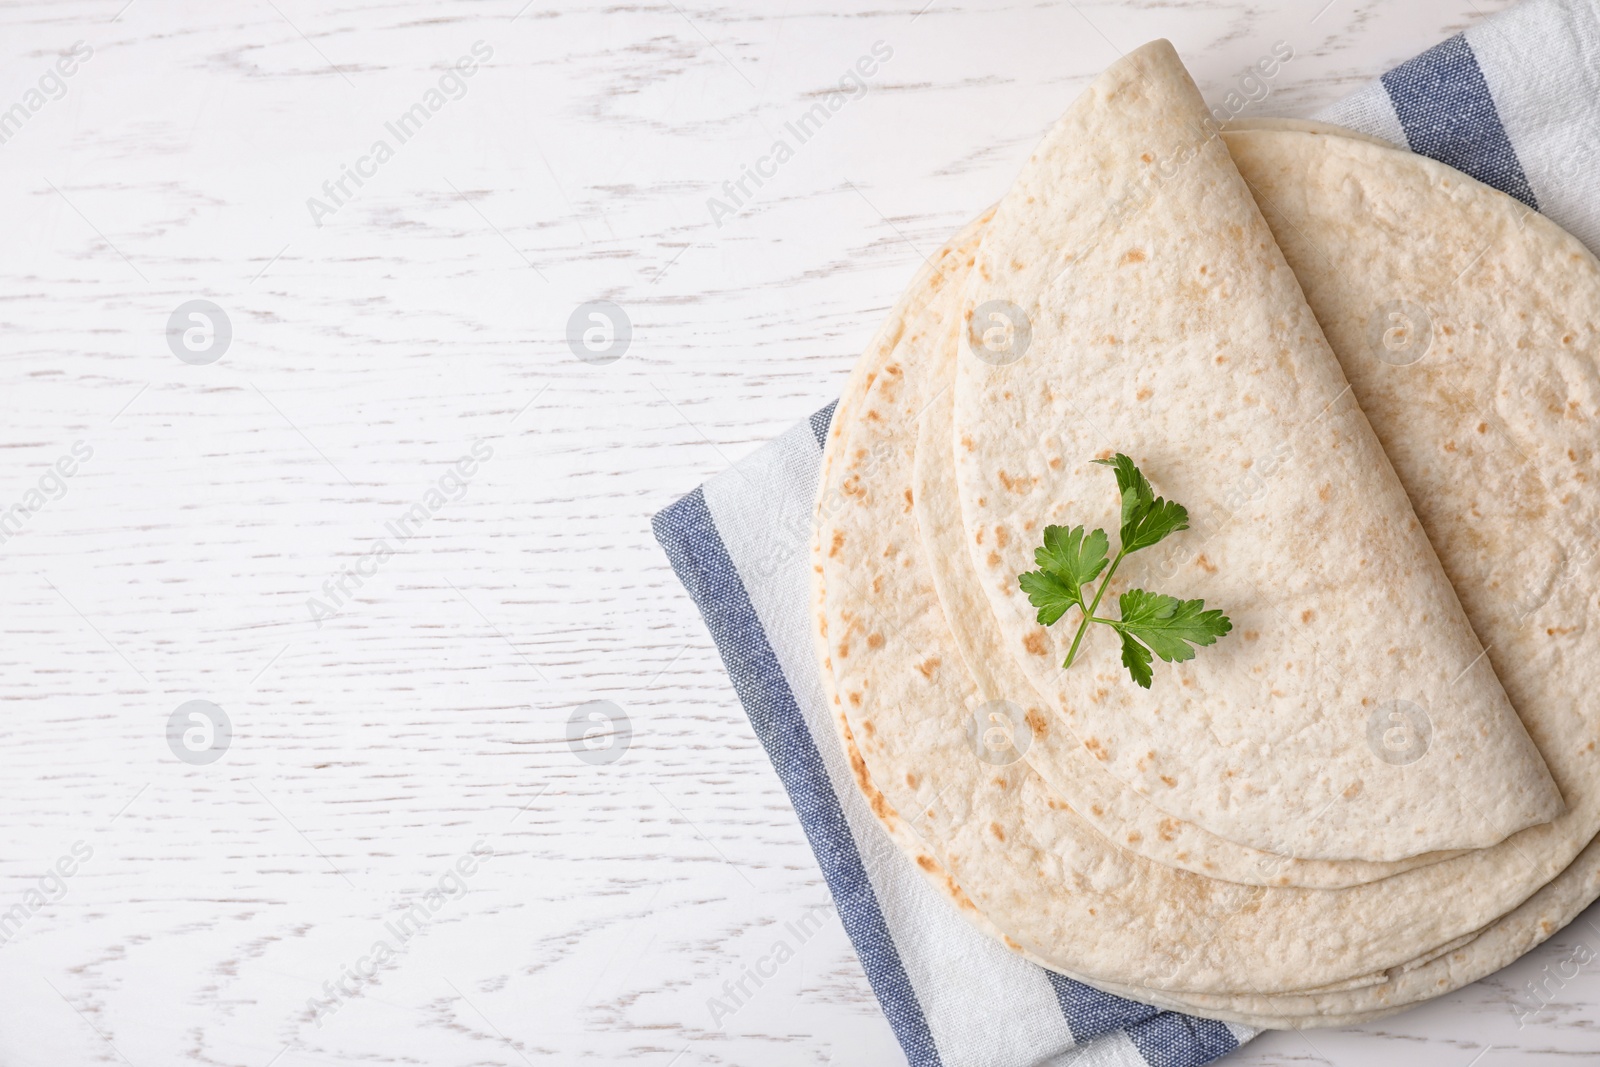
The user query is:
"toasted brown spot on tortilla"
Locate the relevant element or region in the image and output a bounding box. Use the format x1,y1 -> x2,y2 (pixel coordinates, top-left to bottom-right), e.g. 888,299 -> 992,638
998,469 -> 1029,492
991,822 -> 1006,842
916,656 -> 941,678
1126,830 -> 1143,844
1195,553 -> 1218,574
994,525 -> 1009,548
1023,630 -> 1049,656
868,788 -> 893,819
1136,386 -> 1153,401
916,854 -> 938,872
905,772 -> 919,789
1025,707 -> 1048,738
1343,780 -> 1363,799
1159,775 -> 1177,787
1301,609 -> 1315,624
987,551 -> 1001,568
829,530 -> 845,557
867,632 -> 885,650
1084,737 -> 1108,761
1123,248 -> 1146,263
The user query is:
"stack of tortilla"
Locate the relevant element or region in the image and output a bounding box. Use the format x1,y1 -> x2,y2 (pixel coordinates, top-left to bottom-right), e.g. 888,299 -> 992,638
811,39 -> 1600,1028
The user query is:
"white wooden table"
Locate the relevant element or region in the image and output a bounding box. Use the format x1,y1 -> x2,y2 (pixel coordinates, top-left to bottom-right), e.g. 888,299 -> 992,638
4,0 -> 1597,1063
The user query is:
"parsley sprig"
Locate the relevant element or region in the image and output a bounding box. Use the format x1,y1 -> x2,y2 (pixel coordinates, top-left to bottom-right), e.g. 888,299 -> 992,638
1018,454 -> 1231,688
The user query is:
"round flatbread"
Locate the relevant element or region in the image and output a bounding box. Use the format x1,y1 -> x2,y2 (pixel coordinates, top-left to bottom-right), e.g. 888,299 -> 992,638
814,42 -> 1595,1001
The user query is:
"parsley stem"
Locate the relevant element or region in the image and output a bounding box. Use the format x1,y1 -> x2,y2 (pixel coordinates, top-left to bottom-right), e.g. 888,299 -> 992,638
1063,547 -> 1127,669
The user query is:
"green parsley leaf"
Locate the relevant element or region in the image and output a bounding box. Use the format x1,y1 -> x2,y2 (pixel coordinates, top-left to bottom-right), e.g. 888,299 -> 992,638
1093,453 -> 1153,528
1117,629 -> 1155,689
1114,588 -> 1233,665
1019,524 -> 1110,625
1121,496 -> 1189,553
1093,452 -> 1188,552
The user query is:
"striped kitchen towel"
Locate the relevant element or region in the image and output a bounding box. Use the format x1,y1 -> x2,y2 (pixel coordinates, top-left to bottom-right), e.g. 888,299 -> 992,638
653,2 -> 1600,1064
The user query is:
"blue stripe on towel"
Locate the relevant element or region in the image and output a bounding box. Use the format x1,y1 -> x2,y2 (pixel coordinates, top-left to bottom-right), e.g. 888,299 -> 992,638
1126,1013 -> 1240,1067
809,399 -> 837,452
1046,970 -> 1162,1042
652,487 -> 942,1067
1381,34 -> 1538,209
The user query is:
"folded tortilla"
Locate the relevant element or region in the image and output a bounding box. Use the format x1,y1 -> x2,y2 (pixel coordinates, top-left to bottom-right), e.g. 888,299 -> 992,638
814,99 -> 1600,1019
813,41 -> 1586,999
950,39 -> 1560,862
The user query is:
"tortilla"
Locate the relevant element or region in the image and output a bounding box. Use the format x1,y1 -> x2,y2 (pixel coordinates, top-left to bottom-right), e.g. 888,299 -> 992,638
814,41 -> 1592,999
818,108 -> 1600,1021
950,41 -> 1559,862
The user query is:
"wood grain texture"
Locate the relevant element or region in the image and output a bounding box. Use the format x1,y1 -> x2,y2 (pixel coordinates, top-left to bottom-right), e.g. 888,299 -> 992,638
3,0 -> 1594,1063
